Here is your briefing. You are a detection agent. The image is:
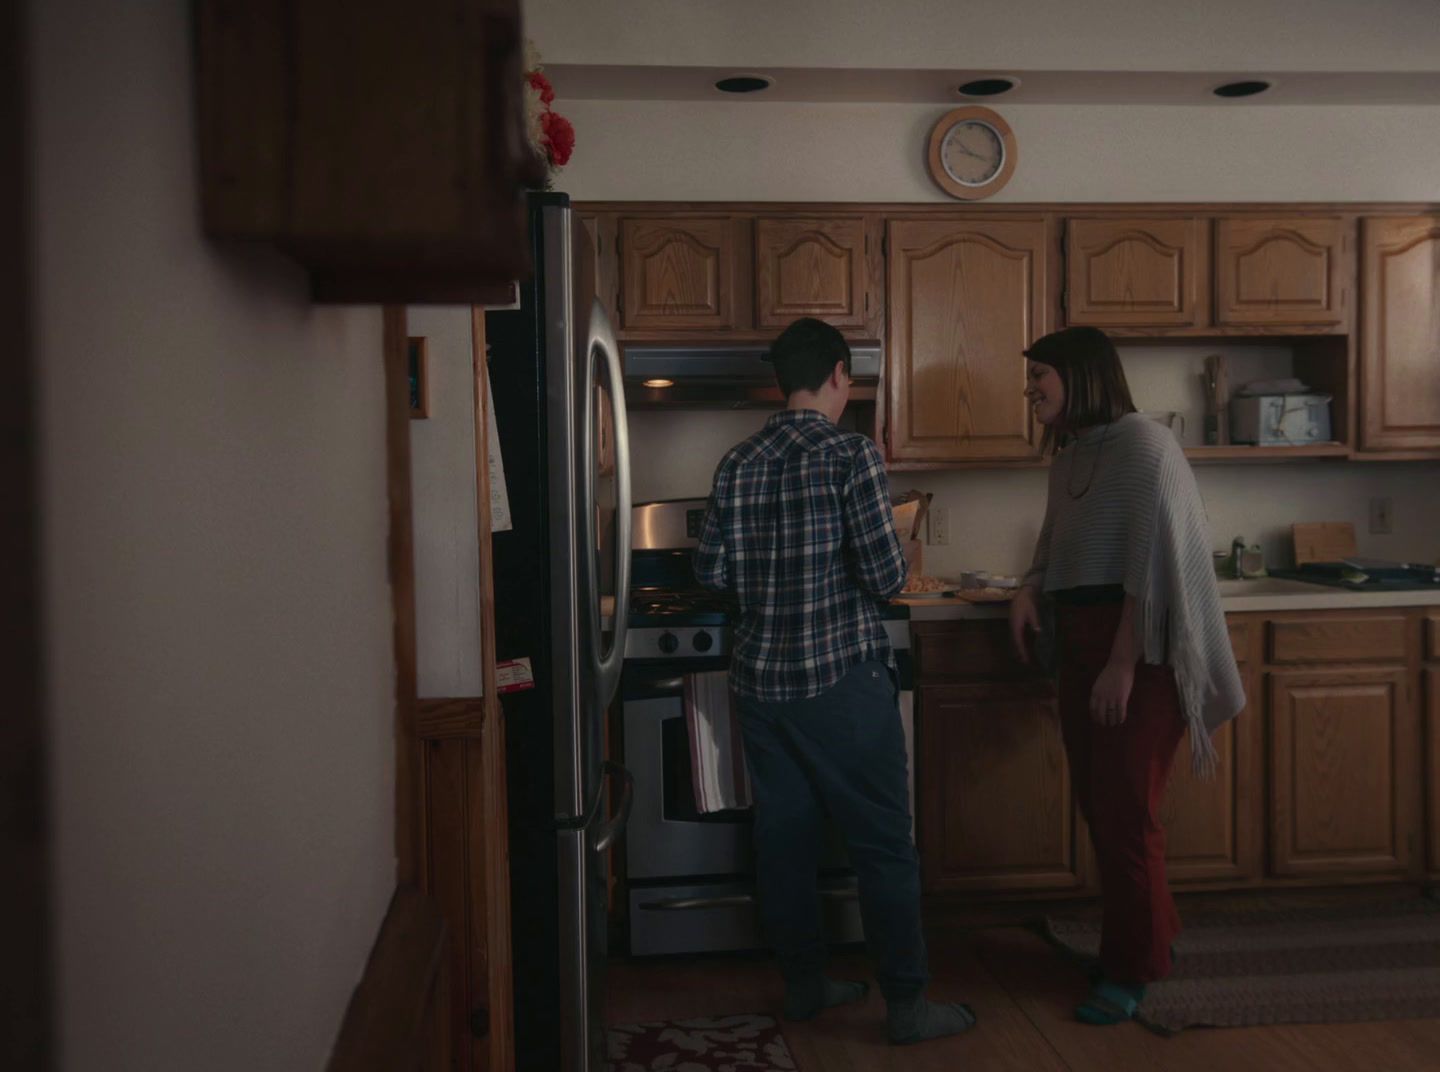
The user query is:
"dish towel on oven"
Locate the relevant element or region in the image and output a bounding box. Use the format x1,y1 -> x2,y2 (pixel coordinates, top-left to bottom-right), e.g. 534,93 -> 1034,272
684,671 -> 753,812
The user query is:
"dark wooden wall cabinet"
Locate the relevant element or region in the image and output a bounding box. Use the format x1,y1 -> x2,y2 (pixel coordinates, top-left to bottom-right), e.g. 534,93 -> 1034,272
197,0 -> 545,303
578,201 -> 1440,465
1426,614 -> 1440,879
1360,217 -> 1440,452
913,605 -> 1435,899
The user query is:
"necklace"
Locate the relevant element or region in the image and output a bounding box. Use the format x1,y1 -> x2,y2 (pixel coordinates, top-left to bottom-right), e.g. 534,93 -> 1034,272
1065,422 -> 1111,499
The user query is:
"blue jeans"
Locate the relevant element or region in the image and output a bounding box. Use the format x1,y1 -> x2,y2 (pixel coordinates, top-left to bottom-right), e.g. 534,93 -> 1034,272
735,660 -> 928,1002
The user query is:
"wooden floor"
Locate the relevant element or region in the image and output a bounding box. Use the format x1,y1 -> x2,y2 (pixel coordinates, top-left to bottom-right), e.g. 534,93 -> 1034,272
608,904 -> 1440,1071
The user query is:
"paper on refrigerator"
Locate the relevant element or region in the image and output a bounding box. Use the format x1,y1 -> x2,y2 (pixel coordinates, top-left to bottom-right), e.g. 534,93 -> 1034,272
487,365 -> 512,532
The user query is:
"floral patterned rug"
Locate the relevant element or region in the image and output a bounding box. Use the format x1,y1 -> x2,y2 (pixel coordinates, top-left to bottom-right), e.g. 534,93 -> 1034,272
607,1013 -> 797,1071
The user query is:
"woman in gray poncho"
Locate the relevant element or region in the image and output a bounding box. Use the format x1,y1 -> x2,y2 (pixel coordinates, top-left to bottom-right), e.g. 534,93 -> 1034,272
1008,326 -> 1244,1026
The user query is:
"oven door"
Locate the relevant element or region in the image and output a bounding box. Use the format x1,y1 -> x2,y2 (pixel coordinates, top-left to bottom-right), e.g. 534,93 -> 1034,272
621,666 -> 853,881
621,670 -> 754,880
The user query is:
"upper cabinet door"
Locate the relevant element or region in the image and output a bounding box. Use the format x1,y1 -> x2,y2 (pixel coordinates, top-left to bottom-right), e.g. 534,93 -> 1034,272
1215,217 -> 1348,329
887,218 -> 1049,463
1360,216 -> 1440,452
1065,218 -> 1209,328
754,217 -> 873,333
618,216 -> 748,332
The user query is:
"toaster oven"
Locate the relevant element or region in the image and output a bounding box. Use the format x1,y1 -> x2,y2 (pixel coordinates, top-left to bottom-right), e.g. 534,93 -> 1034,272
1229,394 -> 1332,446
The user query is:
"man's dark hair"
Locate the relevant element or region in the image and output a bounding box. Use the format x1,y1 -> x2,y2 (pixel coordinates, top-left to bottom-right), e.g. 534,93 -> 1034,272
1023,325 -> 1137,455
765,317 -> 851,397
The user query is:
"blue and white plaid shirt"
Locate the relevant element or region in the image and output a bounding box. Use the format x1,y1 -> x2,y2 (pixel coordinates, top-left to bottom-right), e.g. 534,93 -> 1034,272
695,409 -> 907,702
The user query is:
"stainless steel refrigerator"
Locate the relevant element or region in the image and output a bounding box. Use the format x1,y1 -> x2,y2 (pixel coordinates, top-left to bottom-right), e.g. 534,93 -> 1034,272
486,193 -> 633,1071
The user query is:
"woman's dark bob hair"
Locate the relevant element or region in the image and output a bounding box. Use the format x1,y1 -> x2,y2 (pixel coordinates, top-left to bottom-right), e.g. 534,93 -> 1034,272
1024,326 -> 1136,454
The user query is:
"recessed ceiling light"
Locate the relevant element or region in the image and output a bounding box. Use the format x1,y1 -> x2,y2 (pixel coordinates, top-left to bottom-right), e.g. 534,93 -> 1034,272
1213,79 -> 1272,99
642,378 -> 675,389
957,77 -> 1017,98
714,75 -> 773,94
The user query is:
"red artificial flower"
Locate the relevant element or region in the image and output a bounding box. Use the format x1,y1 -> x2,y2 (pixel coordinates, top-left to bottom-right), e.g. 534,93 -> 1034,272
526,70 -> 555,105
542,111 -> 575,167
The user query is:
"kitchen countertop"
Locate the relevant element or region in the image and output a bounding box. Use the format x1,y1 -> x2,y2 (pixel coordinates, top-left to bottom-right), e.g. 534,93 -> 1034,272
895,578 -> 1440,620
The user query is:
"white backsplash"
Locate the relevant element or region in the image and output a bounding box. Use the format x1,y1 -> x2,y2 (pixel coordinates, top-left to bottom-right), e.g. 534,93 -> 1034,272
908,461 -> 1440,579
630,403 -> 1440,579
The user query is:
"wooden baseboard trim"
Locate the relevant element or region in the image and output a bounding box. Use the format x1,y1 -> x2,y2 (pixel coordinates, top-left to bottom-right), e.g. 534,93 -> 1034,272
326,884 -> 448,1072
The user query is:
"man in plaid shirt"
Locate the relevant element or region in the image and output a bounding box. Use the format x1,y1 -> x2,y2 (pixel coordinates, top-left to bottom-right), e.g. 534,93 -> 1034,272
696,318 -> 975,1046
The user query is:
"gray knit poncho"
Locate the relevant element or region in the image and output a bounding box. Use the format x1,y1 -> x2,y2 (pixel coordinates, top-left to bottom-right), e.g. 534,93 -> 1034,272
1023,413 -> 1245,772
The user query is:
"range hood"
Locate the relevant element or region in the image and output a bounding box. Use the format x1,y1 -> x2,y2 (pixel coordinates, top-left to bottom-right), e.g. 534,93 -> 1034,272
622,342 -> 881,408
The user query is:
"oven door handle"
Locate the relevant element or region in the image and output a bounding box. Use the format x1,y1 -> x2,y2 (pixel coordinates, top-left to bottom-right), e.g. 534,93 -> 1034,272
638,887 -> 857,911
638,894 -> 755,911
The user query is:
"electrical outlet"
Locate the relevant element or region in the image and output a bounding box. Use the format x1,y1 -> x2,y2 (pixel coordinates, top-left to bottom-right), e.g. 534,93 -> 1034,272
1369,496 -> 1393,535
930,506 -> 949,546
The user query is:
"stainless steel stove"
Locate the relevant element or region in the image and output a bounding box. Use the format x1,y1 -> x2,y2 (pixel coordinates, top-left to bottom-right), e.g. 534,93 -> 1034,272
617,499 -> 912,957
625,586 -> 734,662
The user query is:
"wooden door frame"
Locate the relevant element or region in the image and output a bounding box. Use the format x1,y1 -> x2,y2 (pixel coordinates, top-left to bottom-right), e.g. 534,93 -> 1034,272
384,307 -> 425,888
383,305 -> 513,1070
2,0 -> 53,1066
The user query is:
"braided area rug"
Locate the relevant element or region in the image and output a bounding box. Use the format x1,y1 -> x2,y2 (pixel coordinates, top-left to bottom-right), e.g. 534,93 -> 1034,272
1043,896 -> 1440,1033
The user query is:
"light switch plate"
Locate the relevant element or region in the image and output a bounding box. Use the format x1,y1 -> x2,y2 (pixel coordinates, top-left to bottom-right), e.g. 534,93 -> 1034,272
1368,497 -> 1393,535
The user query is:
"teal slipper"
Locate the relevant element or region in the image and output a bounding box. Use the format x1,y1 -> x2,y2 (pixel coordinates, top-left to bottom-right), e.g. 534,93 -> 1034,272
1075,979 -> 1145,1025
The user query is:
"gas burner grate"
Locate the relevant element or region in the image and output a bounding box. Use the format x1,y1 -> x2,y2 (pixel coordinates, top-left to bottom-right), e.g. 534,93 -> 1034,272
629,588 -> 738,617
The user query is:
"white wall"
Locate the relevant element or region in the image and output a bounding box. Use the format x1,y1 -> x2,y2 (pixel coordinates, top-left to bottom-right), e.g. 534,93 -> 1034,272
33,2 -> 395,1069
526,0 -> 1440,73
538,8 -> 1440,578
408,308 -> 484,698
553,100 -> 1440,203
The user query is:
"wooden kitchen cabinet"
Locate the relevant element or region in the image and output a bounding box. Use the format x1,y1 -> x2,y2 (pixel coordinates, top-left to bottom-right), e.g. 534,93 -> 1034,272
617,215 -> 750,332
1267,664 -> 1419,878
1359,216 -> 1440,452
913,620 -> 1085,894
1426,615 -> 1440,877
1159,614 -> 1262,884
886,217 -> 1051,463
196,0 -> 542,302
917,680 -> 1085,894
1267,613 -> 1409,664
1064,217 -> 1209,329
909,604 -> 1439,899
754,216 -> 880,335
1214,217 -> 1349,329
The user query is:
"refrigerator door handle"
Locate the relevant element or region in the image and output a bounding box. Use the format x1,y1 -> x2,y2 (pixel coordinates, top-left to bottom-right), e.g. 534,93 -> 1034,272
581,297 -> 631,711
589,759 -> 634,855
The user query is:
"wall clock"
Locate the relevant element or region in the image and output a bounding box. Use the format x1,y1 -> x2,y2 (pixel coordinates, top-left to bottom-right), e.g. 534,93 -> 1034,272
926,106 -> 1017,200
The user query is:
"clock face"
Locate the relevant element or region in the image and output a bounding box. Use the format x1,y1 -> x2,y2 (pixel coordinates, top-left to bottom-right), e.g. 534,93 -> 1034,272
941,120 -> 1005,186
926,106 -> 1016,200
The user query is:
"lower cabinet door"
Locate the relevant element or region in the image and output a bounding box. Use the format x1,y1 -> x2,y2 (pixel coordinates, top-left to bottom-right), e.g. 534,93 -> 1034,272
1160,667 -> 1262,885
1267,666 -> 1420,878
917,681 -> 1085,893
1427,665 -> 1440,877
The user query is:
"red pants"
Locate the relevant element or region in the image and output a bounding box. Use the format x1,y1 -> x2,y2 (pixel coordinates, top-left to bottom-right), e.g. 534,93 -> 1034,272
1057,600 -> 1186,984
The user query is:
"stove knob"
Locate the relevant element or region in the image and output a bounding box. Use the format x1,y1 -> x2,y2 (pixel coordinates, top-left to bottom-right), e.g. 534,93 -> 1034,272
657,632 -> 679,655
692,631 -> 714,653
